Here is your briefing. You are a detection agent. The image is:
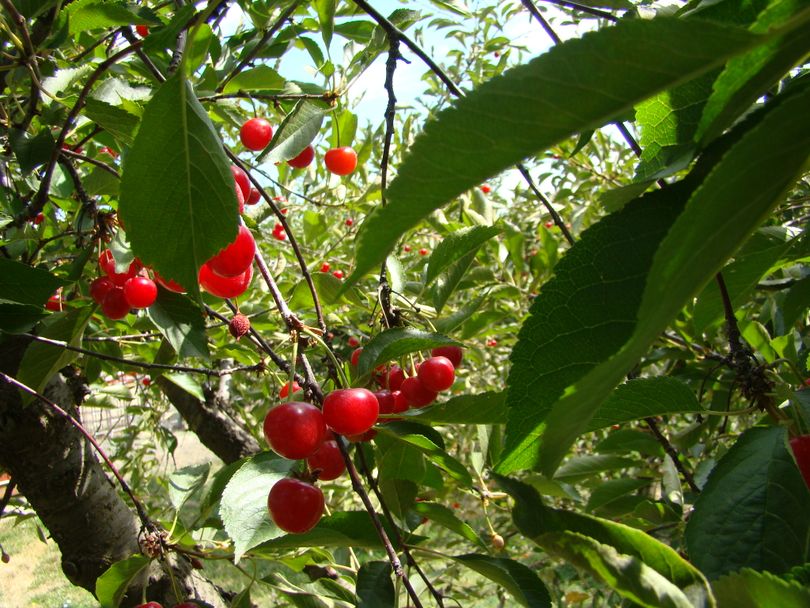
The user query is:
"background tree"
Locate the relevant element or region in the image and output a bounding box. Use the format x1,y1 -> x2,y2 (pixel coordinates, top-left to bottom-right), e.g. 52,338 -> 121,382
1,0 -> 810,607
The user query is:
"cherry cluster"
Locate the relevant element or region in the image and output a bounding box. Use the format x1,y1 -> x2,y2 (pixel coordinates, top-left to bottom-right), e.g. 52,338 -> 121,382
90,251 -> 156,320
135,601 -> 197,608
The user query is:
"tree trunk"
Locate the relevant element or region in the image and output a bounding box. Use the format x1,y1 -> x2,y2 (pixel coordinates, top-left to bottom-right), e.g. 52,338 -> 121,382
0,336 -> 232,607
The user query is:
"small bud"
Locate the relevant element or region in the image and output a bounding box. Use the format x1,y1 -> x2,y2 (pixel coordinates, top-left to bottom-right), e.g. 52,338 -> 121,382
491,533 -> 505,550
228,314 -> 251,340
1,550 -> 10,563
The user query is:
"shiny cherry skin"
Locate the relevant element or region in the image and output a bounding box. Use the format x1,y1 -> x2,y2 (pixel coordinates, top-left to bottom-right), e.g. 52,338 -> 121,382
207,225 -> 255,278
99,249 -> 141,286
268,478 -> 324,534
135,602 -> 163,608
45,293 -> 62,311
417,356 -> 456,392
287,145 -> 315,169
247,187 -> 261,205
307,440 -> 345,481
199,262 -> 252,298
350,348 -> 363,367
324,147 -> 357,176
101,287 -> 130,320
135,24 -> 149,37
322,388 -> 379,436
263,401 -> 326,460
391,390 -> 409,413
419,248 -> 429,256
230,165 -> 250,200
320,262 -> 330,273
790,435 -> 810,489
332,270 -> 344,280
347,336 -> 360,348
279,381 -> 301,399
123,277 -> 158,309
374,390 -> 396,415
400,376 -> 437,408
240,117 -> 273,151
90,277 -> 116,304
154,272 -> 186,293
431,345 -> 463,368
375,365 -> 405,391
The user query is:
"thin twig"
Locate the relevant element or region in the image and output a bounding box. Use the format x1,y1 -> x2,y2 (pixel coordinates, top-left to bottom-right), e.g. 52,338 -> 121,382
645,417 -> 700,494
59,148 -> 121,178
0,477 -> 16,519
0,372 -> 155,529
121,27 -> 166,82
536,0 -> 619,21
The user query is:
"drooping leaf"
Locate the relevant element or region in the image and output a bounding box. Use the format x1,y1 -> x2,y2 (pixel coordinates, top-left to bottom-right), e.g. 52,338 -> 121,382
496,475 -> 714,606
502,79 -> 810,476
554,455 -> 637,483
0,258 -> 64,307
430,251 -> 478,313
314,0 -> 336,46
586,478 -> 651,513
219,452 -> 294,561
222,66 -> 287,94
162,372 -> 205,401
412,501 -> 485,548
258,99 -> 328,163
356,327 -> 461,378
95,554 -> 150,608
356,561 -> 395,608
452,554 -> 552,607
146,289 -> 209,359
712,568 -> 810,608
168,463 -> 211,511
381,428 -> 473,487
119,72 -> 240,299
587,377 -> 703,431
425,225 -> 503,286
410,391 -> 507,424
685,426 -> 810,580
348,17 -> 765,285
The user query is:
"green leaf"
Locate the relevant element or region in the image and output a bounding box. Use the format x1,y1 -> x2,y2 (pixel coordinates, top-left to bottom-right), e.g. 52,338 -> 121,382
119,72 -> 239,299
412,502 -> 485,548
223,66 -> 286,94
587,377 -> 703,431
433,293 -> 488,333
425,225 -> 502,286
501,80 -> 810,476
219,452 -> 294,561
451,554 -> 551,607
538,531 -> 693,608
685,426 -> 810,580
381,430 -> 473,487
378,443 -> 426,484
430,251 -> 478,313
712,568 -> 810,608
162,372 -> 205,401
95,554 -> 150,608
782,276 -> 810,328
9,128 -> 55,173
554,455 -> 637,483
66,0 -> 141,33
314,0 -> 336,46
168,463 -> 210,511
348,17 -> 763,285
696,0 -> 810,144
0,258 -> 64,307
357,561 -> 394,608
410,391 -> 506,424
146,289 -> 209,359
496,475 -> 714,606
595,429 -> 664,456
0,304 -> 49,334
17,307 -> 93,400
329,109 -> 357,149
586,478 -> 651,513
258,99 -> 328,163
356,327 -> 461,378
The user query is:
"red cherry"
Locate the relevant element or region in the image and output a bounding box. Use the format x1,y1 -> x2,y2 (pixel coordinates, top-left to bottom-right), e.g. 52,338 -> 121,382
374,390 -> 396,415
99,250 -> 141,286
431,345 -> 463,368
173,604 -> 198,608
207,225 -> 255,278
347,336 -> 360,348
350,347 -> 363,367
322,388 -> 379,436
247,187 -> 261,205
307,440 -> 345,481
99,147 -> 118,158
235,181 -> 245,214
403,245 -> 412,253
123,277 -> 157,309
287,145 -> 315,169
400,376 -> 437,408
33,212 -> 45,225
199,262 -> 252,298
90,277 -> 116,304
486,338 -> 498,347
240,118 -> 273,151
790,435 -> 810,489
324,146 -> 357,176
391,390 -> 409,413
419,248 -> 429,256
230,165 -> 250,200
480,184 -> 492,194
142,377 -> 151,386
263,401 -> 326,460
544,221 -> 554,229
375,365 -> 405,391
135,603 -> 162,608
320,262 -> 330,273
418,356 -> 455,392
279,381 -> 301,399
268,478 -> 324,534
45,293 -> 62,311
135,24 -> 149,37
345,218 -> 353,227
154,272 -> 186,293
345,429 -> 377,443
101,287 -> 130,320
332,270 -> 344,280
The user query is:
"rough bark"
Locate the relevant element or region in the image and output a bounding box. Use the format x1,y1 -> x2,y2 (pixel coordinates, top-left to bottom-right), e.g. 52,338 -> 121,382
157,373 -> 260,464
0,336 -> 231,607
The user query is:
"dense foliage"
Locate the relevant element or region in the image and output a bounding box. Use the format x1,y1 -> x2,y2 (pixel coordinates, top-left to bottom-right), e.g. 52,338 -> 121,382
1,0 -> 809,606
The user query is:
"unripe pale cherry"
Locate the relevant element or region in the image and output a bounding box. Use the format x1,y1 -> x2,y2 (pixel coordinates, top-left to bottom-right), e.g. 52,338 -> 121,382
263,401 -> 326,460
322,388 -> 379,436
307,440 -> 346,481
123,277 -> 158,309
199,262 -> 252,298
267,478 -> 324,534
207,225 -> 255,278
417,356 -> 456,392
